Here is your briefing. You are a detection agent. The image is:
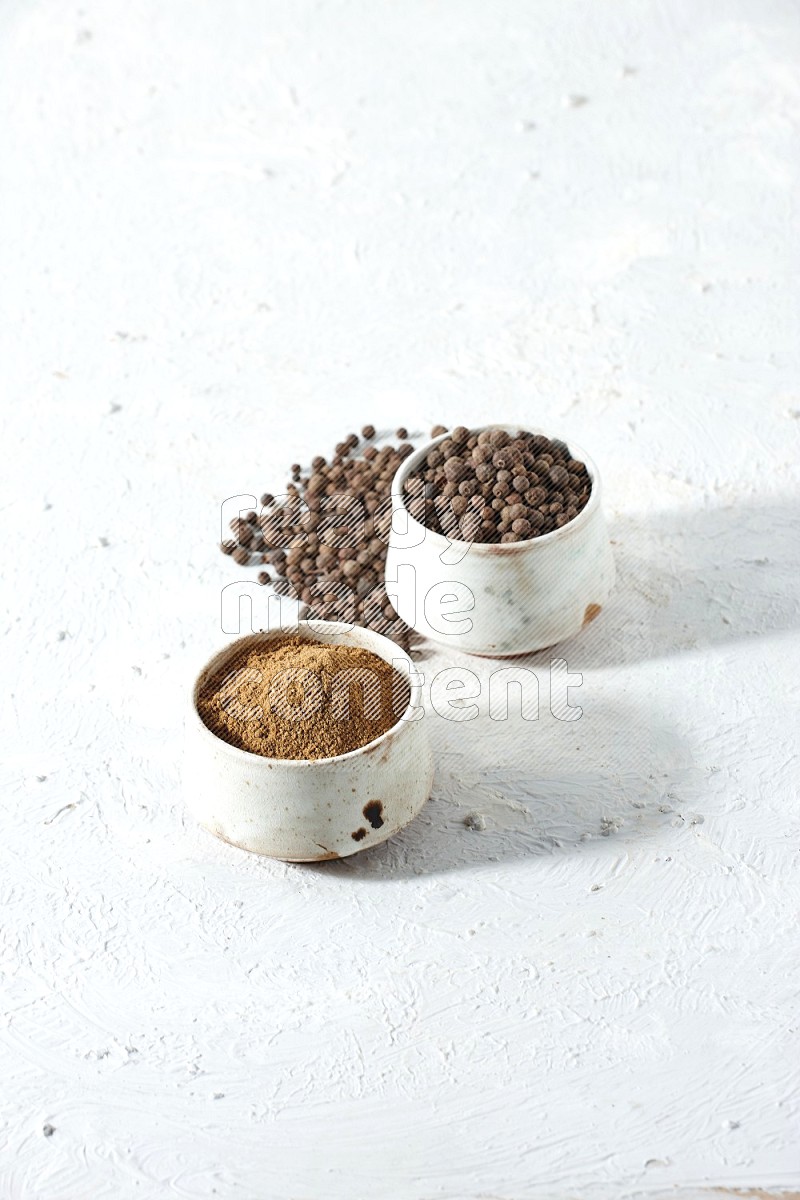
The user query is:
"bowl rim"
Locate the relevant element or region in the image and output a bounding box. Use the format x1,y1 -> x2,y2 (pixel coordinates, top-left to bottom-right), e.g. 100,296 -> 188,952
188,620 -> 421,768
390,424 -> 603,555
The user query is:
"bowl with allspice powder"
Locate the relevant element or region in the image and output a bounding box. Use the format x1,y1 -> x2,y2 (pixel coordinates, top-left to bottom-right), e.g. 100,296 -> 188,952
385,425 -> 615,656
184,622 -> 432,861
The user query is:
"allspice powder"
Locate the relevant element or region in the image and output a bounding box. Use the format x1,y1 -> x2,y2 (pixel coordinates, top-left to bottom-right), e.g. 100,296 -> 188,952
197,636 -> 411,760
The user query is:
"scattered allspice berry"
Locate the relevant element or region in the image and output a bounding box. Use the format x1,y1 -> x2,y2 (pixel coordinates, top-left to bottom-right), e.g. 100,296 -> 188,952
197,635 -> 411,760
219,430 -> 418,650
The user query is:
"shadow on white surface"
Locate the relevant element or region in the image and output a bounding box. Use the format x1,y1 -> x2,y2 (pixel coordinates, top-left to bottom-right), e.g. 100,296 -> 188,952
528,497 -> 800,668
309,699 -> 697,879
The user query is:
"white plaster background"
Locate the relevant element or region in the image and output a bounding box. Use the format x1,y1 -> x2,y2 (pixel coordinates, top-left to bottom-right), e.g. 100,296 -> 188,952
1,0 -> 799,1197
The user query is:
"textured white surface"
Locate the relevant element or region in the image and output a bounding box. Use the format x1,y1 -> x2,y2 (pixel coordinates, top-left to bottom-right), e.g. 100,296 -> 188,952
1,1 -> 799,1197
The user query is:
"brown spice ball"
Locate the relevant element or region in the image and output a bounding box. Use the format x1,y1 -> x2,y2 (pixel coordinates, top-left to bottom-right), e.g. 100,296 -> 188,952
232,523 -> 253,546
395,427 -> 408,439
431,424 -> 448,437
361,424 -> 375,439
443,457 -> 467,482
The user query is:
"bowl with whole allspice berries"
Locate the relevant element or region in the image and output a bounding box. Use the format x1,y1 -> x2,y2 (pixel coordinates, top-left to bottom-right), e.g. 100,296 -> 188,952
185,621 -> 432,861
385,424 -> 615,656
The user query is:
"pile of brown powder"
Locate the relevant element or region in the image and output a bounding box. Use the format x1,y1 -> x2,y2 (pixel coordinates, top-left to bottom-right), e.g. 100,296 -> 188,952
197,635 -> 412,760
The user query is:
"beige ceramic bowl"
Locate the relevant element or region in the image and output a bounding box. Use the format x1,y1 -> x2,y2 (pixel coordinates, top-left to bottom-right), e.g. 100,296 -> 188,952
184,622 -> 433,861
384,425 -> 615,656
